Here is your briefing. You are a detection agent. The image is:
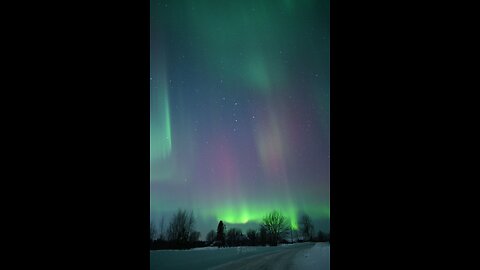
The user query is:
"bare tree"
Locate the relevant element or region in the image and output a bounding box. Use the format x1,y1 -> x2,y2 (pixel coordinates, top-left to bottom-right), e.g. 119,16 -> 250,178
167,209 -> 195,246
158,216 -> 165,241
189,231 -> 201,243
259,225 -> 267,246
262,210 -> 289,246
150,221 -> 157,241
226,228 -> 242,246
299,214 -> 314,241
206,230 -> 216,243
247,229 -> 257,246
289,225 -> 294,243
318,230 -> 328,242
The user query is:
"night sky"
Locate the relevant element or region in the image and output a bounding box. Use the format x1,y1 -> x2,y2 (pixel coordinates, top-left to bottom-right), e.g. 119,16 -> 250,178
150,0 -> 329,239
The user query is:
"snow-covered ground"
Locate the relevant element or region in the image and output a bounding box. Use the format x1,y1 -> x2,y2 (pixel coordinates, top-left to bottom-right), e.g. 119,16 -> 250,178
150,242 -> 330,270
292,242 -> 330,270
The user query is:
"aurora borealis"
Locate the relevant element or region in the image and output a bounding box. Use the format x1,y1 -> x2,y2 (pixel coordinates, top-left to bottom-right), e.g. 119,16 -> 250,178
150,0 -> 329,238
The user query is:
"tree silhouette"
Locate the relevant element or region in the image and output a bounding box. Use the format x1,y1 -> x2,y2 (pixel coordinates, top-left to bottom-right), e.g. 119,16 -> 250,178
226,228 -> 242,246
288,225 -> 295,243
247,229 -> 257,246
150,221 -> 157,242
299,214 -> 314,241
206,230 -> 216,243
317,230 -> 326,242
259,225 -> 267,246
262,210 -> 289,246
189,231 -> 201,243
216,220 -> 226,247
158,215 -> 165,241
166,209 -> 195,248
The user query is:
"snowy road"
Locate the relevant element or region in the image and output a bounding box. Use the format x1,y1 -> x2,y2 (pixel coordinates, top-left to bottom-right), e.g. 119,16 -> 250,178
209,242 -> 315,270
150,242 -> 329,270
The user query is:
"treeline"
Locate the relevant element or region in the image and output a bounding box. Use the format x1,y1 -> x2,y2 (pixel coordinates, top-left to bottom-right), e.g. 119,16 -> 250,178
150,209 -> 329,250
150,210 -> 204,250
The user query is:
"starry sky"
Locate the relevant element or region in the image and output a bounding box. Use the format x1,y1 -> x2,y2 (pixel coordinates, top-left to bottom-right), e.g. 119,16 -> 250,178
150,0 -> 329,239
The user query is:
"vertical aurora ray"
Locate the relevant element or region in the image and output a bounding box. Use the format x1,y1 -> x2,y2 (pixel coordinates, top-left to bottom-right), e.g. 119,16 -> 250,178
150,0 -> 330,238
150,79 -> 171,161
149,47 -> 175,186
